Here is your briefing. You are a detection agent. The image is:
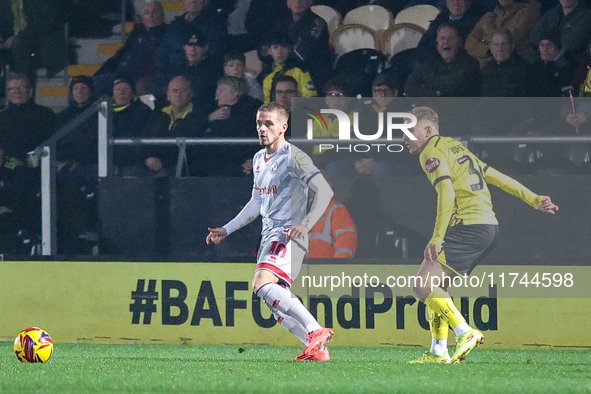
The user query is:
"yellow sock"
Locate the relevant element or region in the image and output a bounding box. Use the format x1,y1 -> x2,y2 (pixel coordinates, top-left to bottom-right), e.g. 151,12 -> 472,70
425,287 -> 465,329
428,306 -> 448,340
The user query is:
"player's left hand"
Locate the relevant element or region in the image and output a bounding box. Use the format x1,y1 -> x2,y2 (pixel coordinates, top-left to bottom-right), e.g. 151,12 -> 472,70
537,196 -> 559,214
424,243 -> 441,263
287,224 -> 309,241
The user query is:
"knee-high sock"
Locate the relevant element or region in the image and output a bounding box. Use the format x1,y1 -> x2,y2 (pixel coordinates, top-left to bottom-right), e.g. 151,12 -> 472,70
428,306 -> 448,356
255,282 -> 322,334
265,301 -> 309,346
425,287 -> 465,329
428,306 -> 448,340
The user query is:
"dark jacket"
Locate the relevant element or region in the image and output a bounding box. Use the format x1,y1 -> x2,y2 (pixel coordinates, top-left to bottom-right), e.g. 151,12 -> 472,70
288,10 -> 333,89
245,0 -> 291,42
405,50 -> 481,97
155,57 -> 222,104
154,10 -> 227,79
113,100 -> 153,168
0,101 -> 56,164
481,54 -> 532,96
96,23 -> 167,79
141,105 -> 207,169
531,55 -> 577,97
1,0 -> 65,37
194,95 -> 262,176
56,100 -> 98,165
530,4 -> 591,60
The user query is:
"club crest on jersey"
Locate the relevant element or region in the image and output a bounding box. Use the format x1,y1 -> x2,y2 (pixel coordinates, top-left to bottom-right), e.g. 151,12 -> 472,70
270,162 -> 278,174
425,158 -> 440,173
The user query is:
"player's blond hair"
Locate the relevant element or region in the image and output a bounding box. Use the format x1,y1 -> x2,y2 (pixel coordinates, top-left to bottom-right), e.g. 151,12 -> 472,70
258,102 -> 289,123
410,106 -> 439,128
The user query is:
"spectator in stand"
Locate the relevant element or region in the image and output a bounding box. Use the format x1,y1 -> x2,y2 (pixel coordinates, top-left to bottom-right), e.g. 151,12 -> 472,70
0,73 -> 56,167
2,0 -> 67,82
245,0 -> 291,49
465,0 -> 540,66
531,34 -> 576,96
481,30 -> 531,96
226,0 -> 259,52
204,76 -> 262,138
417,0 -> 485,60
530,0 -> 591,63
154,0 -> 227,85
271,74 -> 300,110
66,0 -> 135,38
307,173 -> 358,259
56,76 -> 99,187
55,75 -> 101,254
194,76 -> 261,176
111,76 -> 153,176
94,1 -> 168,96
311,77 -> 355,143
258,32 -> 317,102
572,39 -> 591,96
350,73 -> 412,177
155,32 -> 222,105
223,51 -> 264,101
269,75 -> 301,139
0,143 -> 39,254
405,24 -> 481,97
287,0 -> 333,91
139,76 -> 206,177
368,72 -> 402,111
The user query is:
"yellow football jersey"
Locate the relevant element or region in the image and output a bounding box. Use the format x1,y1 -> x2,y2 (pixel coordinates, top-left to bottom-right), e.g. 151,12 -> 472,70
419,136 -> 544,246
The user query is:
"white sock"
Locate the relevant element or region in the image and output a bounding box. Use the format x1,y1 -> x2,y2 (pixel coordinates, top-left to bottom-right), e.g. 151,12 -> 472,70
270,308 -> 309,346
453,321 -> 471,337
430,338 -> 448,356
255,282 -> 322,333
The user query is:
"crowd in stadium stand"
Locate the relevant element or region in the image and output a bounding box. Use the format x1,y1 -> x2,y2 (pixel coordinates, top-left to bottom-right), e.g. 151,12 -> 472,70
1,0 -> 591,254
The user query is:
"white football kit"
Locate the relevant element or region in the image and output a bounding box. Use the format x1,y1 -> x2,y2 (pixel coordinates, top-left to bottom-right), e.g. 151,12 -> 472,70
223,142 -> 323,286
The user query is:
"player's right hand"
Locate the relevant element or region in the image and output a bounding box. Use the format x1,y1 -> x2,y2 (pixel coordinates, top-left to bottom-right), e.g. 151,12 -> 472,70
206,227 -> 228,245
424,243 -> 441,263
537,196 -> 559,214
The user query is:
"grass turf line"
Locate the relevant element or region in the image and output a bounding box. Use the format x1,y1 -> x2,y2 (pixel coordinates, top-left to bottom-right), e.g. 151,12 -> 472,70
0,343 -> 590,393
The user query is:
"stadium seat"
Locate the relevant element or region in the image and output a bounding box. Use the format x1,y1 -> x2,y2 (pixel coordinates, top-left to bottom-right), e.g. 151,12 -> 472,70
343,5 -> 393,33
311,5 -> 342,36
331,24 -> 380,58
382,23 -> 425,57
393,4 -> 441,31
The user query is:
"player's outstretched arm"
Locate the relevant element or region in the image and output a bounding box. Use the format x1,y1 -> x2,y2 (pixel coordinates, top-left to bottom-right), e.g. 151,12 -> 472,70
206,188 -> 261,245
537,196 -> 559,214
206,227 -> 228,245
484,166 -> 553,211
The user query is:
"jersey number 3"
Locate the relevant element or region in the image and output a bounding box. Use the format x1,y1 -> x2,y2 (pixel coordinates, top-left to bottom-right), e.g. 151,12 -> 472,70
457,155 -> 484,191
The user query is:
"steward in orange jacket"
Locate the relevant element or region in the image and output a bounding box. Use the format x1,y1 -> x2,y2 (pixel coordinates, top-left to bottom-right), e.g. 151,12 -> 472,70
308,198 -> 358,258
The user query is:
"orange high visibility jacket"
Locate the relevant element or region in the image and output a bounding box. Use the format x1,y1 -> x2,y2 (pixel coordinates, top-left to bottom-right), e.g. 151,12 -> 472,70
308,199 -> 358,258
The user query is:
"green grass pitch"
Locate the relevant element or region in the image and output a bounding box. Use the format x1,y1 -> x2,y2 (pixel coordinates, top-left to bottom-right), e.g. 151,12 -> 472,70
0,343 -> 590,393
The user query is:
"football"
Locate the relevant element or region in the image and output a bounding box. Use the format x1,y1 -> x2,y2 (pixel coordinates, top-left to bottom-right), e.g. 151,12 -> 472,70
14,327 -> 54,363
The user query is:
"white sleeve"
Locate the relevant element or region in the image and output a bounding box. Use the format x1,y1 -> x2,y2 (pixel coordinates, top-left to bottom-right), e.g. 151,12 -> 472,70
223,188 -> 261,235
302,174 -> 334,229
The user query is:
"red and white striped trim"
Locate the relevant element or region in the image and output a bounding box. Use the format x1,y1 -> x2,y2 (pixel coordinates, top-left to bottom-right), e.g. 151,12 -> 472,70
256,263 -> 293,286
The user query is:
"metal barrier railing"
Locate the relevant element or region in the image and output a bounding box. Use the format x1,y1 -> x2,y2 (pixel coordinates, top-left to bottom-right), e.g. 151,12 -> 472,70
39,100 -> 591,256
37,96 -> 113,256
